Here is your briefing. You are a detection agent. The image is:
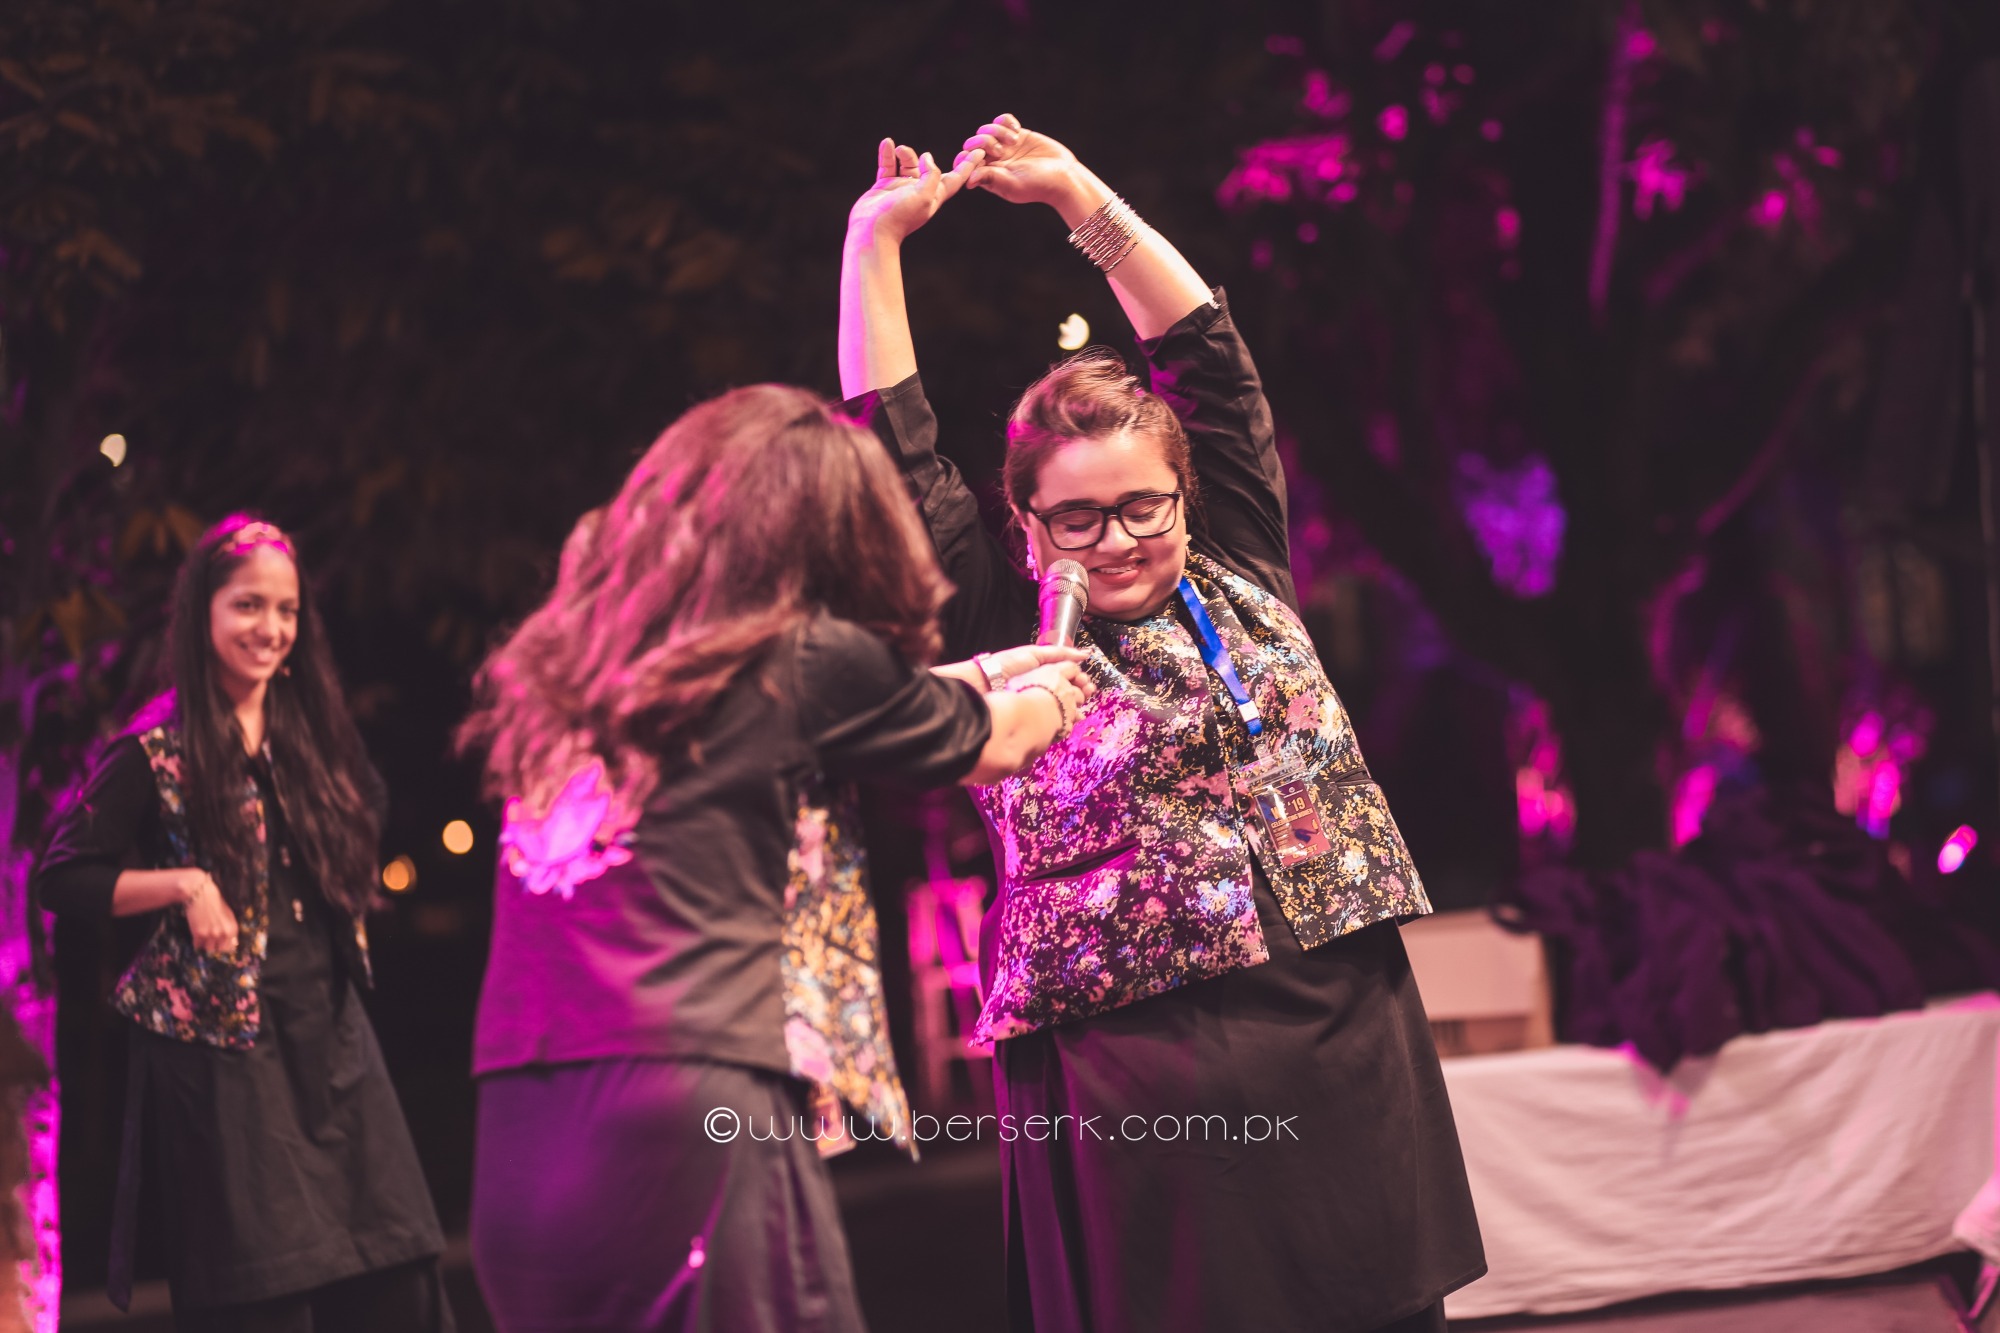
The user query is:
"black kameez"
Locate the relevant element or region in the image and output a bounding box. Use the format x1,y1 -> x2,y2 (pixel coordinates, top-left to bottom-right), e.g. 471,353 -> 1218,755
37,737 -> 450,1327
848,291 -> 1485,1332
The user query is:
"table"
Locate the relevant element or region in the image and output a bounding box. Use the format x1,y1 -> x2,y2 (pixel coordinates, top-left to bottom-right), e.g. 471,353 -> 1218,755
1440,996 -> 2000,1319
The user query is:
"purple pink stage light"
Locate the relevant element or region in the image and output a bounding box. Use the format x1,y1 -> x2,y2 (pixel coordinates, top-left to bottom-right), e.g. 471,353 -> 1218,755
1940,826 -> 1979,875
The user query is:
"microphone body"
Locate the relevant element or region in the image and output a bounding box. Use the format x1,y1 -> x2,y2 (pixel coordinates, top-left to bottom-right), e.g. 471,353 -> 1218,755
1037,559 -> 1090,648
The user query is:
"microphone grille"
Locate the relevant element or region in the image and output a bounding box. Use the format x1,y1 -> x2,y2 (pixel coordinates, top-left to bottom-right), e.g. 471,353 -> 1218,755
1045,558 -> 1089,597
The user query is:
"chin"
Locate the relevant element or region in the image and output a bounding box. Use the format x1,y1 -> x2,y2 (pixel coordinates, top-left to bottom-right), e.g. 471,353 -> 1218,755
1090,582 -> 1175,623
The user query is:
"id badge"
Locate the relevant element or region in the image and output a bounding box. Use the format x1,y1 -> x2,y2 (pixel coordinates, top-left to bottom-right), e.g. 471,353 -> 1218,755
1232,752 -> 1336,866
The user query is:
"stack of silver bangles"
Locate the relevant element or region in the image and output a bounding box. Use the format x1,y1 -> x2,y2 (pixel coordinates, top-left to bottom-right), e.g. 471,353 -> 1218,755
1068,194 -> 1144,272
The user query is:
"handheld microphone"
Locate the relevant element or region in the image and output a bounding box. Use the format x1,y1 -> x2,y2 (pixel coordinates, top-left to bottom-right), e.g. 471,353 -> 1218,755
1037,559 -> 1090,648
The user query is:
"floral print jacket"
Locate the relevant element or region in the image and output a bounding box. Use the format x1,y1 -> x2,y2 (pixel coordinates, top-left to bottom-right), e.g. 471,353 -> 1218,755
110,724 -> 372,1050
848,289 -> 1430,1043
971,554 -> 1427,1040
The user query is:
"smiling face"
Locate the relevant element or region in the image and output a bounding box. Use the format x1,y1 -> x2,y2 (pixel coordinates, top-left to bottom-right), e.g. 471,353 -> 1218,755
207,545 -> 300,700
1020,429 -> 1189,622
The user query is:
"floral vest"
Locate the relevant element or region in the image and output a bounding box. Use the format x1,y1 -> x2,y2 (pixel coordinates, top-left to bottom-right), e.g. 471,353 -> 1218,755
109,724 -> 373,1050
973,554 -> 1430,1043
779,780 -> 912,1156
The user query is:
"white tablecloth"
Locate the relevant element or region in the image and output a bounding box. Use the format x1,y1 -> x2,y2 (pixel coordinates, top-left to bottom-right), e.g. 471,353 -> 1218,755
1440,996 -> 2000,1319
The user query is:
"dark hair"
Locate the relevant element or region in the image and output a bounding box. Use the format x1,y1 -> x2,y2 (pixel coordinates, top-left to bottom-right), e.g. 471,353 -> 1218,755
147,515 -> 381,915
1002,347 -> 1196,513
460,383 -> 953,814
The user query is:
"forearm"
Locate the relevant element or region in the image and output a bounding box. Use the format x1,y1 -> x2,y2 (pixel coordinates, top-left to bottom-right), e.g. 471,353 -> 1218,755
110,868 -> 197,916
930,660 -> 988,692
962,688 -> 1065,785
1045,167 -> 1212,342
839,226 -> 918,398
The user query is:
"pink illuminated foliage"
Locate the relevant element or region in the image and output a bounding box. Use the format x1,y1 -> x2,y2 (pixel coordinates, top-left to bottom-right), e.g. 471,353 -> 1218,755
1218,133 -> 1356,210
1627,139 -> 1691,219
1225,1 -> 1926,869
1510,695 -> 1576,860
1454,453 -> 1564,598
1834,698 -> 1932,840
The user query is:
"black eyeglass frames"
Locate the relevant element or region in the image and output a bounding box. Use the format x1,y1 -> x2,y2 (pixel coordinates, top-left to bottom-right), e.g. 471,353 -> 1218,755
1028,491 -> 1184,551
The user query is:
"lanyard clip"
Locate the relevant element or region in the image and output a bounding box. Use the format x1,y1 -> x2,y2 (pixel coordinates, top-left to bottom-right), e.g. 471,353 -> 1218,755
1236,700 -> 1263,729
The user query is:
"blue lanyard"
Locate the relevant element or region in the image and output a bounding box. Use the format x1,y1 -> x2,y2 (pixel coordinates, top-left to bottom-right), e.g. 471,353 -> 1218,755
1178,577 -> 1263,738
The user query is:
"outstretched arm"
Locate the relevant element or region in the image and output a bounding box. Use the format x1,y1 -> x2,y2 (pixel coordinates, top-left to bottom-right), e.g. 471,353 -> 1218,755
958,114 -> 1212,341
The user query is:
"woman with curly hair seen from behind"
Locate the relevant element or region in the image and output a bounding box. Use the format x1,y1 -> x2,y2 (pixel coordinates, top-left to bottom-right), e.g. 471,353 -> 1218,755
461,375 -> 1089,1333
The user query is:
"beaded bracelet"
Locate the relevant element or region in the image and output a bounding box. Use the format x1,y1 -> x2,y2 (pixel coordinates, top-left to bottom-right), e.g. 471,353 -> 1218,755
1010,680 -> 1075,741
1067,194 -> 1144,273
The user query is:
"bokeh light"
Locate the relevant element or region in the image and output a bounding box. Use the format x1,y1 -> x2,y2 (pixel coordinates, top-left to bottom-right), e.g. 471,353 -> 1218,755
382,855 -> 417,893
442,820 -> 475,855
1939,825 -> 1978,875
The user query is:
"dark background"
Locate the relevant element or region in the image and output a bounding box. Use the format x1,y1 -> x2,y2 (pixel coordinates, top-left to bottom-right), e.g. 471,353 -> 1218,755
5,0 -> 2000,1306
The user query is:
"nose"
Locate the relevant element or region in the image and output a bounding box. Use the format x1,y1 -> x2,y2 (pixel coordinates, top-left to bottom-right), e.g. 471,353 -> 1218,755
1095,517 -> 1140,558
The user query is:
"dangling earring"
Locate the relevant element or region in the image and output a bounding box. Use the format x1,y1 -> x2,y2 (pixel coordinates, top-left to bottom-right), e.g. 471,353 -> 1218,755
279,662 -> 292,677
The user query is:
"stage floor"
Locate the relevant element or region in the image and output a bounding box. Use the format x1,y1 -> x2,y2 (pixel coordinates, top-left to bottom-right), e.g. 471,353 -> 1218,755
60,1152 -> 1985,1332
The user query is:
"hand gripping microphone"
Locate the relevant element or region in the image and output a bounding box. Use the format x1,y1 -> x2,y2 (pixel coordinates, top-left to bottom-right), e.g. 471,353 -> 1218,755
1036,559 -> 1091,648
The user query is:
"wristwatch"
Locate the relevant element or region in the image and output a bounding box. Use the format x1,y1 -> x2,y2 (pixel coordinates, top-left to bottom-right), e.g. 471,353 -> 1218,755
973,653 -> 1009,693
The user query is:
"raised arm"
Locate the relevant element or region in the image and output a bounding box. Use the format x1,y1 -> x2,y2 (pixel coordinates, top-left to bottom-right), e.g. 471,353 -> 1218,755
839,138 -> 1036,657
959,113 -> 1212,340
839,139 -> 975,398
962,116 -> 1294,605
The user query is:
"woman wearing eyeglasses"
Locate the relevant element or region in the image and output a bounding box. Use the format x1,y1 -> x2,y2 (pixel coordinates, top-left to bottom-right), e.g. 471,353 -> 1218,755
840,127 -> 1484,1332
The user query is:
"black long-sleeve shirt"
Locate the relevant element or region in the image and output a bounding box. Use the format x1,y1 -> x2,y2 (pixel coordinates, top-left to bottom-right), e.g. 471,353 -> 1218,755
843,290 -> 1295,660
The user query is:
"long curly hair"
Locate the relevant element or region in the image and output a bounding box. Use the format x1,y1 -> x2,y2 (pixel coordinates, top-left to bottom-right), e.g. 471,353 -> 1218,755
460,383 -> 952,815
145,515 -> 381,915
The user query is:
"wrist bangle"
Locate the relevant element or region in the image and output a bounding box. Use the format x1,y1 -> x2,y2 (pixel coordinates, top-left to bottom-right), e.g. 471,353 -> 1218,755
1067,194 -> 1145,273
973,653 -> 1009,693
1010,681 -> 1075,741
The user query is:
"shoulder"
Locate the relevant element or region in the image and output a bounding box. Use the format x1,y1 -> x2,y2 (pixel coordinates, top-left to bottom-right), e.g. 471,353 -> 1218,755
49,732 -> 159,835
92,733 -> 156,786
123,691 -> 177,738
794,612 -> 913,706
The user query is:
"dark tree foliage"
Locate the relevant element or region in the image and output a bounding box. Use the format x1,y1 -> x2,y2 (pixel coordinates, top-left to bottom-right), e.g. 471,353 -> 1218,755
0,0 -> 1986,1285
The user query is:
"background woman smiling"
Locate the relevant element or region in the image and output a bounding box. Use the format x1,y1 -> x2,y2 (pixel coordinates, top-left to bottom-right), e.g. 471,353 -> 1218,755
36,516 -> 452,1332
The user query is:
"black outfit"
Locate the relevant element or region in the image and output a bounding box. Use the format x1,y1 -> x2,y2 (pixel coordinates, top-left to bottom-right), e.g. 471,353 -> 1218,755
471,614 -> 992,1333
847,291 -> 1484,1333
36,737 -> 450,1331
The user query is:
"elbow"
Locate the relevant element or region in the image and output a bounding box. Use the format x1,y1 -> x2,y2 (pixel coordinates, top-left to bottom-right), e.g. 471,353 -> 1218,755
28,867 -> 63,918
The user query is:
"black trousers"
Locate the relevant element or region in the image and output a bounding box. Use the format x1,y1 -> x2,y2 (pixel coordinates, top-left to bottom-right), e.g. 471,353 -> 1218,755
1379,1302 -> 1449,1333
171,1256 -> 454,1333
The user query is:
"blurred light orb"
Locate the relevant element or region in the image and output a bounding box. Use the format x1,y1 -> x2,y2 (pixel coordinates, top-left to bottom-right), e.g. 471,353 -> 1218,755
442,820 -> 475,855
100,433 -> 128,467
382,855 -> 417,893
1939,825 -> 1978,875
1057,313 -> 1090,351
